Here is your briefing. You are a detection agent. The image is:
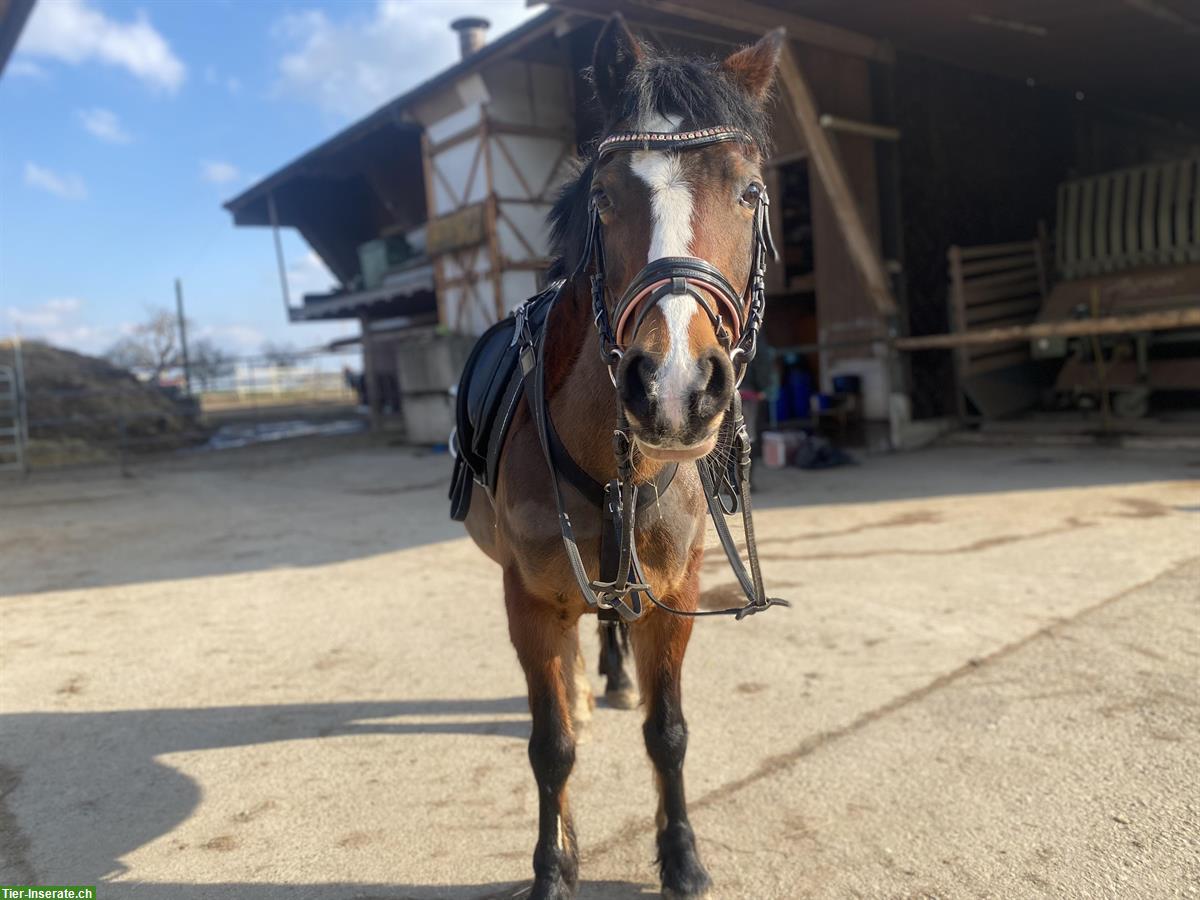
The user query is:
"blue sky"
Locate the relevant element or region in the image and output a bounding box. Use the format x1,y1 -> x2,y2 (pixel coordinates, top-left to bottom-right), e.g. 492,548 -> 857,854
1,0 -> 541,356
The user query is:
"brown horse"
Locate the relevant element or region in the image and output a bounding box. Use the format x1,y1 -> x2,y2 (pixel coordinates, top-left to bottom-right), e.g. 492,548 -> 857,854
463,17 -> 782,899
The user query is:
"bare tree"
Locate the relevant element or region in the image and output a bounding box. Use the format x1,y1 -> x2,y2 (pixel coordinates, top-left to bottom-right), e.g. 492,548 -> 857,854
189,339 -> 234,390
106,309 -> 182,381
260,341 -> 299,368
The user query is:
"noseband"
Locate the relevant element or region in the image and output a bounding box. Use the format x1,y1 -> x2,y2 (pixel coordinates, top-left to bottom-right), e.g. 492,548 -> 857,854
514,124 -> 789,624
580,126 -> 778,383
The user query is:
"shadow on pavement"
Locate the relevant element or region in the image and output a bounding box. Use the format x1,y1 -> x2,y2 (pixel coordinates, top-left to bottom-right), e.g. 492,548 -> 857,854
0,698 -> 532,887
93,879 -> 656,899
3,441 -> 1195,596
748,443 -> 1200,510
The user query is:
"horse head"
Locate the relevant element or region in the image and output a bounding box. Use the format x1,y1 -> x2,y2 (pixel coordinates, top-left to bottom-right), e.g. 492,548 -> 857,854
586,17 -> 783,462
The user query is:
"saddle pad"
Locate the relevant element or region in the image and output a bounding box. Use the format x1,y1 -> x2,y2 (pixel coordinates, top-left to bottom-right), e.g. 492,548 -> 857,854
449,285 -> 557,521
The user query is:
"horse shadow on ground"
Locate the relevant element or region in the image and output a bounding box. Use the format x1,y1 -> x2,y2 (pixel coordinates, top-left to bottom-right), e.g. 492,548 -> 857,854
78,880 -> 656,899
0,697 -> 659,897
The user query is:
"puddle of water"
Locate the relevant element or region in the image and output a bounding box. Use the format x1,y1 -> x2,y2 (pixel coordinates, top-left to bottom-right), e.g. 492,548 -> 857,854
203,418 -> 366,451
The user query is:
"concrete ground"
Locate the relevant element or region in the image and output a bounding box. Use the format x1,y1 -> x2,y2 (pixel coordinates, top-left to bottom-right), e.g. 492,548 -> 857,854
1,438 -> 1198,899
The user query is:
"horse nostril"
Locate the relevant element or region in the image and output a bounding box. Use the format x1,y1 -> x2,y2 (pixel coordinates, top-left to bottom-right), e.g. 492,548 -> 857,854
692,349 -> 733,423
704,355 -> 725,398
618,350 -> 657,422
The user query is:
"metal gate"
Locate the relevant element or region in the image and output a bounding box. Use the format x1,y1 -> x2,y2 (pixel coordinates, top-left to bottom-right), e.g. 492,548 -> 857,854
0,363 -> 26,473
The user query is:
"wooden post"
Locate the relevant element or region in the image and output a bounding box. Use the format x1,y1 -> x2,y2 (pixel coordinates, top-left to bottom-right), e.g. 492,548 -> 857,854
776,43 -> 897,318
482,118 -> 506,321
267,192 -> 292,317
360,315 -> 382,432
763,163 -> 788,297
420,132 -> 446,329
174,278 -> 192,397
12,335 -> 29,474
946,246 -> 969,420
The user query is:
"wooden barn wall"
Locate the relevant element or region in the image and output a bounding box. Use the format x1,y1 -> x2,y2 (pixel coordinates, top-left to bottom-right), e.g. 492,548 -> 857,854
894,54 -> 1075,418
1071,107 -> 1200,178
798,46 -> 887,407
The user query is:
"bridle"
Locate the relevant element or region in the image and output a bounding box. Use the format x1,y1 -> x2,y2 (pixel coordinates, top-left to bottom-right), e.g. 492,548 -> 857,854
584,126 -> 777,386
516,124 -> 789,624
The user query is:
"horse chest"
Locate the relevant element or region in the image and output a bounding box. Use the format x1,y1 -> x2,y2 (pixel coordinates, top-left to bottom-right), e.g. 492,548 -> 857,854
496,451 -> 704,602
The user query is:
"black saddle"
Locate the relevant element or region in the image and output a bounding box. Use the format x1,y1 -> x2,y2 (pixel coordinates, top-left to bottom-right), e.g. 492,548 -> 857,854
449,283 -> 558,521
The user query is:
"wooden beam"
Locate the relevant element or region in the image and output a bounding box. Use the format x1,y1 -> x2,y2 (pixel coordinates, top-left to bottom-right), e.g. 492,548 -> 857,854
626,0 -> 892,63
777,43 -> 898,317
360,314 -> 382,433
419,132 -> 448,330
429,120 -> 572,157
428,122 -> 484,157
482,120 -> 506,321
819,114 -> 901,142
894,307 -> 1200,351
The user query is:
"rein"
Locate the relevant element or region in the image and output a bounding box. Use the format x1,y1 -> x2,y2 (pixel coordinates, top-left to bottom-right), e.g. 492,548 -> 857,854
518,125 -> 789,623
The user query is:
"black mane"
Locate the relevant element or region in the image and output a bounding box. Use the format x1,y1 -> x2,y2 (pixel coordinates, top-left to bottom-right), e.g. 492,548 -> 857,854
547,51 -> 772,279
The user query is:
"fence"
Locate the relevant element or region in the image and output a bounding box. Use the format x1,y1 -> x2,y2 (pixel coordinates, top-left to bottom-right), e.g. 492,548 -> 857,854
946,237 -> 1050,419
0,341 -> 367,473
1057,157 -> 1200,280
0,363 -> 25,472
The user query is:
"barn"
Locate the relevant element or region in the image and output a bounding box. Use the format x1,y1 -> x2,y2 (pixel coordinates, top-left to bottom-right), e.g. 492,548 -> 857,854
225,0 -> 1200,443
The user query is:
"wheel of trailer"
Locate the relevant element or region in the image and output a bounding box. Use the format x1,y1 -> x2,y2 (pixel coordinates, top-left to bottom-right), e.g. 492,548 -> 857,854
1112,387 -> 1150,419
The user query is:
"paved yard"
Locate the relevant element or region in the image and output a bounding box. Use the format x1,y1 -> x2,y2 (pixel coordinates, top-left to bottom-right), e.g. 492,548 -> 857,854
1,438 -> 1198,898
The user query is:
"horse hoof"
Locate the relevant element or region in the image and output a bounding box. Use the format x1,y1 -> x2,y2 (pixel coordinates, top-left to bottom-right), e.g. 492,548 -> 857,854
659,823 -> 711,899
605,685 -> 639,710
529,877 -> 577,900
661,868 -> 711,899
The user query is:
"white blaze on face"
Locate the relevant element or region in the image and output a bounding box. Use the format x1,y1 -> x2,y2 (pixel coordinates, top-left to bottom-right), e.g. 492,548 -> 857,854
629,115 -> 699,432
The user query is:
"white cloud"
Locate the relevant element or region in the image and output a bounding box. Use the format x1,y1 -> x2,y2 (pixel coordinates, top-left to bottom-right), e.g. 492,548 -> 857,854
204,64 -> 242,94
6,58 -> 46,78
200,160 -> 239,185
77,107 -> 132,144
195,323 -> 265,352
288,250 -> 337,299
273,0 -> 542,119
1,298 -> 122,353
5,298 -> 83,330
18,0 -> 185,92
24,162 -> 88,200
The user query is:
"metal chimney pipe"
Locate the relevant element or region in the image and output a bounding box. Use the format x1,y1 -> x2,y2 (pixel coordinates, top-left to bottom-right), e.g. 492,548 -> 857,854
450,17 -> 490,59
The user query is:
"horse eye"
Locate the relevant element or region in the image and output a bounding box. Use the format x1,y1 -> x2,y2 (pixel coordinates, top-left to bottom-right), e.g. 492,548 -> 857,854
592,189 -> 613,214
740,182 -> 763,208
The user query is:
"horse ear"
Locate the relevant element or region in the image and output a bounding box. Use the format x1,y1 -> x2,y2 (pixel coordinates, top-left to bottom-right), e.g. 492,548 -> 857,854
592,14 -> 644,113
720,28 -> 785,103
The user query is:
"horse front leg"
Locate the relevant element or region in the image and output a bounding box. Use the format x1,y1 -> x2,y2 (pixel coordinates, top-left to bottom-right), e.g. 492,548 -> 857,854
632,584 -> 711,898
505,569 -> 581,899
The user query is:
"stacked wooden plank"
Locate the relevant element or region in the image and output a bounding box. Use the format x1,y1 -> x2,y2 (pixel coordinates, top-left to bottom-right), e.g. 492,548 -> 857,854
1057,157 -> 1200,279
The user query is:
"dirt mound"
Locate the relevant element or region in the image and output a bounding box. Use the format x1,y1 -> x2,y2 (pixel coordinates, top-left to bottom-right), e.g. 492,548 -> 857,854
1,340 -> 202,464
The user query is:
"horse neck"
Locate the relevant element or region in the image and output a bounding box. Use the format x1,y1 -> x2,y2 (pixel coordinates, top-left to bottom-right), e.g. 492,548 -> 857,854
546,279 -> 664,485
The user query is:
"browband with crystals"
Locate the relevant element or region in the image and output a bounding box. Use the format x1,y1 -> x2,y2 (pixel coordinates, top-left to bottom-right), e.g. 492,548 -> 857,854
597,126 -> 756,159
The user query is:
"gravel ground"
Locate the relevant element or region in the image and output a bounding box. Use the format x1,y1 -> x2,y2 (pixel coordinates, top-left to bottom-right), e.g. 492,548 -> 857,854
1,438 -> 1197,899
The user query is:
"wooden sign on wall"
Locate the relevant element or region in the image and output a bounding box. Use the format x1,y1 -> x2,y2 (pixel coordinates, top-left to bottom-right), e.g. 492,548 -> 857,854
426,202 -> 487,255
